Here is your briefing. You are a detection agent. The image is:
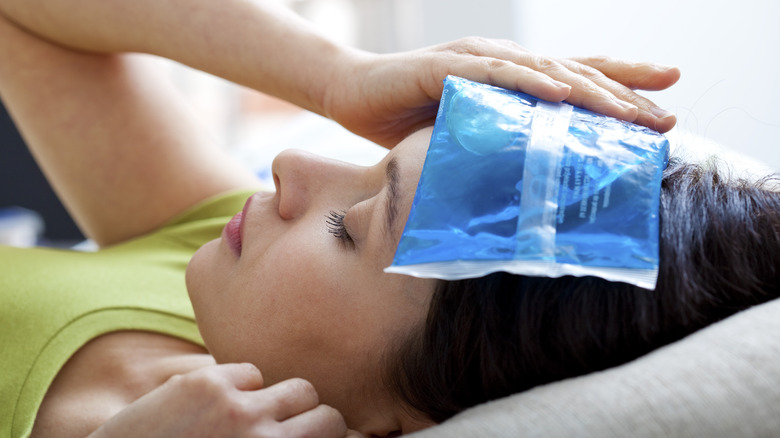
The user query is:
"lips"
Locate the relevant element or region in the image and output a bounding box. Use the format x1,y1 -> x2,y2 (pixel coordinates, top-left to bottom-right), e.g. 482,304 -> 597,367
224,210 -> 244,257
224,195 -> 253,257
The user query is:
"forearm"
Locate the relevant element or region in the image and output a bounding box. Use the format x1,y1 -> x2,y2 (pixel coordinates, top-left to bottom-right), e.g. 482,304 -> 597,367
0,0 -> 349,115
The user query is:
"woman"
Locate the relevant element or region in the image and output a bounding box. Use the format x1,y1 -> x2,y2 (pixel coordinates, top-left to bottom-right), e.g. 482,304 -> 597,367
0,0 -> 685,437
385,157 -> 780,423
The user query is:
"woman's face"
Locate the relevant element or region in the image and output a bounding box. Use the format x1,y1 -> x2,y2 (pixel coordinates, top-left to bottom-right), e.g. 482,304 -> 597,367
186,127 -> 437,436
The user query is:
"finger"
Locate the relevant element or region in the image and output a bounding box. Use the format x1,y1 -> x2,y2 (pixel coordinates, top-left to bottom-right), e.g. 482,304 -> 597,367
445,40 -> 640,120
557,58 -> 677,133
433,38 -> 571,101
439,54 -> 643,128
254,378 -> 320,421
214,362 -> 264,391
536,60 -> 640,122
437,56 -> 572,102
570,56 -> 681,91
277,404 -> 348,438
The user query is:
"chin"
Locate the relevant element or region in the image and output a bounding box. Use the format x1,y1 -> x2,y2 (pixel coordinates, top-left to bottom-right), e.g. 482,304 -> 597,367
185,239 -> 220,299
185,240 -> 219,349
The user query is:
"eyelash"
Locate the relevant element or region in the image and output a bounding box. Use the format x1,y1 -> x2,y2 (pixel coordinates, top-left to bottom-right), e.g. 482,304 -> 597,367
325,210 -> 354,246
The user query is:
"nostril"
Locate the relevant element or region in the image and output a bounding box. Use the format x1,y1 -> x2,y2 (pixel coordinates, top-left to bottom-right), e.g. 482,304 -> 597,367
370,431 -> 402,438
272,172 -> 285,218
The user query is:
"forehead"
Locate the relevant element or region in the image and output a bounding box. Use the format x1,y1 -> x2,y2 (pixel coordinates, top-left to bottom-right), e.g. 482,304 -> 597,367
359,126 -> 436,280
386,127 -> 433,173
382,126 -> 433,237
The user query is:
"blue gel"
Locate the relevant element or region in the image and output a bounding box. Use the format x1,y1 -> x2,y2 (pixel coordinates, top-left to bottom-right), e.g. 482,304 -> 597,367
386,76 -> 669,289
447,86 -> 533,155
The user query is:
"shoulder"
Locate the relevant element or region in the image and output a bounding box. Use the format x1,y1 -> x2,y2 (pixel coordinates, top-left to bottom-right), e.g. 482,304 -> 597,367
31,331 -> 214,438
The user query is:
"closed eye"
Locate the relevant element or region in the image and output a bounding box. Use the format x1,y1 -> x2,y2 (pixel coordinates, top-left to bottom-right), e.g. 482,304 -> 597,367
325,210 -> 354,247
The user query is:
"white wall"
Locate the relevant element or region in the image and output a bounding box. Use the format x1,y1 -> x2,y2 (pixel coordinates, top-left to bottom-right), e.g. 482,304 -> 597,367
516,0 -> 780,171
349,0 -> 780,171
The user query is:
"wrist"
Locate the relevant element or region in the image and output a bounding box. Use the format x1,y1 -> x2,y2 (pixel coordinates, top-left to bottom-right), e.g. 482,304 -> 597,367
318,47 -> 382,122
297,39 -> 352,117
313,45 -> 370,119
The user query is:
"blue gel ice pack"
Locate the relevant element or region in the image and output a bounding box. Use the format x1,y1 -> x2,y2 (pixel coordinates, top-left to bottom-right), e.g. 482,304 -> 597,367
385,76 -> 669,289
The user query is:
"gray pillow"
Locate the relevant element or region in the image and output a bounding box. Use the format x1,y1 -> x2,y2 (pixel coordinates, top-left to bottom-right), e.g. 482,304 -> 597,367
409,297 -> 780,437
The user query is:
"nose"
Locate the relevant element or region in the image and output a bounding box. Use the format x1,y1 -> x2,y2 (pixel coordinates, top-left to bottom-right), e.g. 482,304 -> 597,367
271,149 -> 366,220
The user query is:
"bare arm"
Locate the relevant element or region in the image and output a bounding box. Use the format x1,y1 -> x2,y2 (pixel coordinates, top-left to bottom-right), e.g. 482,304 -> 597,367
0,0 -> 679,245
0,0 -> 343,115
0,0 -> 679,146
0,0 -> 356,246
0,14 -> 260,246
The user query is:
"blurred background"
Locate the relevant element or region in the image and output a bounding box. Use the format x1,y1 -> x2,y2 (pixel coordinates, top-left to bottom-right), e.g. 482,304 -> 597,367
1,0 -> 778,244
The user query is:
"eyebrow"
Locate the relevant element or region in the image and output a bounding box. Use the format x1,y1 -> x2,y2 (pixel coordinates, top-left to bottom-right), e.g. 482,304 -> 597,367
384,157 -> 401,243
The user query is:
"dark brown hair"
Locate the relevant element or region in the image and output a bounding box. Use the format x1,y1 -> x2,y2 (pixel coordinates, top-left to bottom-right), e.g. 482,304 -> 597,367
386,158 -> 780,423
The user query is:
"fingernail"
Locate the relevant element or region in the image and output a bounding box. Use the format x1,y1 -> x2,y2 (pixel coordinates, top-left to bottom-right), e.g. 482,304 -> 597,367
653,63 -> 678,72
550,79 -> 571,90
651,107 -> 675,119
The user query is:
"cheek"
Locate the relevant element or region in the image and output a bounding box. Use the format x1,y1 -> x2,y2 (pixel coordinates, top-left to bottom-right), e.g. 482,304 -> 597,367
248,231 -> 347,322
186,238 -> 268,363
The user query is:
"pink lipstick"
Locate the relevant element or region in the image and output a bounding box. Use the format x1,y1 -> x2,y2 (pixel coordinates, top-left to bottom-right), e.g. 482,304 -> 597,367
224,211 -> 243,257
224,195 -> 253,257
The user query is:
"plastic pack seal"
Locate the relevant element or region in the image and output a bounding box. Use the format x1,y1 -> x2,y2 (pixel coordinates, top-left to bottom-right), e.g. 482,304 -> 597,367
385,76 -> 669,289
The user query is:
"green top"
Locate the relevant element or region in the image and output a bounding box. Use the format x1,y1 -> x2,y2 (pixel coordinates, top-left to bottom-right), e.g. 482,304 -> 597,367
0,189 -> 255,438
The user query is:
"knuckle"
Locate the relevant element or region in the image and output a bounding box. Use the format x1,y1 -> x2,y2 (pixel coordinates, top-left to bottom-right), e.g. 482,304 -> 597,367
533,55 -> 560,71
446,36 -> 487,54
184,370 -> 217,388
458,35 -> 488,45
580,79 -> 606,95
495,37 -> 520,48
484,57 -> 509,71
165,373 -> 185,387
224,400 -> 254,424
561,57 -> 605,79
176,371 -> 230,399
481,58 -> 508,83
578,63 -> 605,78
584,55 -> 614,69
